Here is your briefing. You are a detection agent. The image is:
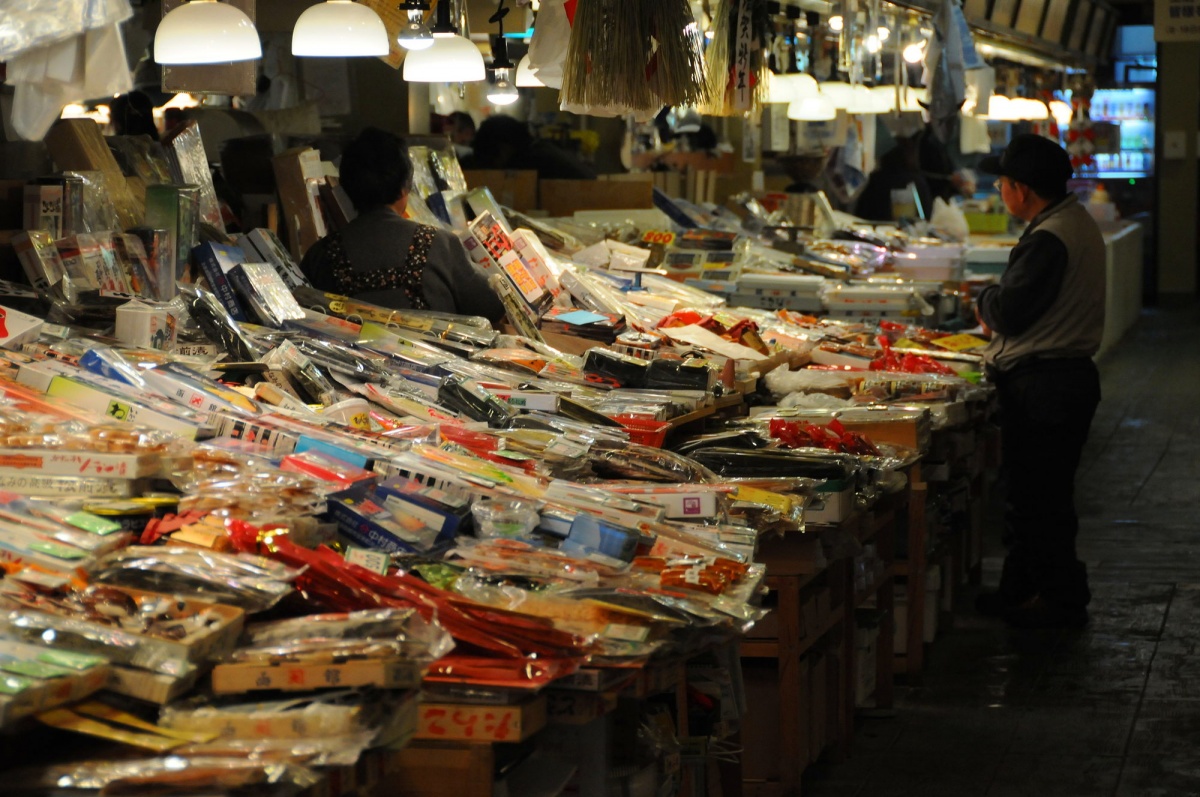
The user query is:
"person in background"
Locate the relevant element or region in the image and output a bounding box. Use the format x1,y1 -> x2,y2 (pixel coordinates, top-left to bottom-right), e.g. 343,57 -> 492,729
468,114 -> 595,180
853,134 -> 933,221
109,91 -> 159,140
446,111 -> 476,147
300,127 -> 505,322
974,134 -> 1104,629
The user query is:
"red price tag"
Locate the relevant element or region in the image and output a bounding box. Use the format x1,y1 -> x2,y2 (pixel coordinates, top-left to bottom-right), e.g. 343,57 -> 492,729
642,230 -> 676,246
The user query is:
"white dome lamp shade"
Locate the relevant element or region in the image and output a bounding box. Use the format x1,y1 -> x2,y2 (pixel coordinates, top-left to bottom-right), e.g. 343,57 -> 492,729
404,0 -> 485,82
847,84 -> 886,114
818,81 -> 855,110
767,72 -> 819,104
787,93 -> 837,121
155,0 -> 262,65
515,54 -> 544,87
293,1 -> 388,57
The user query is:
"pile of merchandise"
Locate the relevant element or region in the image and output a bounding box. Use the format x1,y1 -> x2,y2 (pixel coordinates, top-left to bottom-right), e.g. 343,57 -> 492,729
0,120 -> 989,794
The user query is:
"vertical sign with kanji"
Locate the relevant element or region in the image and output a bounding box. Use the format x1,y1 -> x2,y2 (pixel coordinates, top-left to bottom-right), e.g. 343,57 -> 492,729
732,0 -> 755,112
1156,0 -> 1200,40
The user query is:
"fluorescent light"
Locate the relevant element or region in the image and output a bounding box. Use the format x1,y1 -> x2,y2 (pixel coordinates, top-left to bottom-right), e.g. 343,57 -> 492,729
293,1 -> 388,57
154,0 -> 261,65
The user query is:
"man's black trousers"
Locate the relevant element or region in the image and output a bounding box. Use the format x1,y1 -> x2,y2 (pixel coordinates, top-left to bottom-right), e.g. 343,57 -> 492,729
992,356 -> 1101,609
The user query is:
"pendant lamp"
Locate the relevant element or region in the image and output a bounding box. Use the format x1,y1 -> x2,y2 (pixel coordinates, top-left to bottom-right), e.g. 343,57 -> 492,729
818,81 -> 855,110
397,1 -> 434,51
404,0 -> 485,82
293,1 -> 388,57
767,73 -> 819,104
787,94 -> 837,121
155,0 -> 262,65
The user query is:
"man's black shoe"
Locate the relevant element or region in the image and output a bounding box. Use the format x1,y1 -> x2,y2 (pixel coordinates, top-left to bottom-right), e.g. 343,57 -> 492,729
1004,595 -> 1088,630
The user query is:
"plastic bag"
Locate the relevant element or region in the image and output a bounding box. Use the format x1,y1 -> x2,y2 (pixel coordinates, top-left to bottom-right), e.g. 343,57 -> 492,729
930,197 -> 970,242
526,0 -> 570,89
472,499 -> 540,540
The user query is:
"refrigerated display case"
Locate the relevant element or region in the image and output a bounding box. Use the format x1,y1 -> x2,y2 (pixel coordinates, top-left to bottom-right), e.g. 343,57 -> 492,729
1085,87 -> 1155,179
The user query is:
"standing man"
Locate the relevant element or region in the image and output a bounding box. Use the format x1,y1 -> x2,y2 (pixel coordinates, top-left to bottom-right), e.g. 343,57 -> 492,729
974,134 -> 1105,629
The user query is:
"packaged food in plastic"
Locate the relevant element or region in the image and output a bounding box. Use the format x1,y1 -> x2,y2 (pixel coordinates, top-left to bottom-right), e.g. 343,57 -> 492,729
472,499 -> 540,540
7,756 -> 319,793
91,546 -> 301,613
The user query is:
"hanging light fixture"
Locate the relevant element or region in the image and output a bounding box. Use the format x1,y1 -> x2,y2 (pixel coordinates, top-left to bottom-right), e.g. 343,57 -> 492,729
292,1 -> 388,57
767,72 -> 819,104
787,94 -> 837,121
818,81 -> 856,109
403,0 -> 485,82
828,14 -> 844,31
515,54 -> 545,87
155,0 -> 262,65
847,84 -> 887,114
485,0 -> 519,104
397,1 -> 434,51
1049,99 -> 1072,127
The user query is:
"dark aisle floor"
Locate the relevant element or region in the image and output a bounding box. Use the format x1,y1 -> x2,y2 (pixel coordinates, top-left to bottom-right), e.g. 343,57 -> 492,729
802,304 -> 1200,797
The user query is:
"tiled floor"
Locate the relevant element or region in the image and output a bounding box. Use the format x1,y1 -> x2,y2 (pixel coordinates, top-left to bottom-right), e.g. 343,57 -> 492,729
804,304 -> 1200,797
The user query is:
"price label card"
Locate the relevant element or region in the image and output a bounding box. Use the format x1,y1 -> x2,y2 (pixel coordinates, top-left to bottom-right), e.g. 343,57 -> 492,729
345,547 -> 390,574
642,230 -> 676,247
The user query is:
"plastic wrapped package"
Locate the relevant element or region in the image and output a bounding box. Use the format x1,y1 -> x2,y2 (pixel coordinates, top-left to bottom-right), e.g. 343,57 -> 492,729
472,499 -> 540,539
290,336 -> 393,384
0,0 -> 133,60
175,472 -> 327,522
262,340 -> 339,406
233,608 -> 453,665
62,170 -> 122,234
179,284 -> 265,362
587,438 -> 718,483
162,121 -> 225,233
0,584 -> 243,677
7,756 -> 318,794
91,546 -> 301,613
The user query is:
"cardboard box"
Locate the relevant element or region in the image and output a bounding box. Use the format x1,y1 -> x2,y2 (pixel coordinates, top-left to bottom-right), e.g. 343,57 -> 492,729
273,147 -> 328,260
211,657 -> 424,695
0,304 -> 44,350
463,169 -> 537,212
379,741 -> 494,797
806,483 -> 855,524
0,448 -> 158,479
107,664 -> 199,705
416,696 -> 546,743
0,587 -> 243,676
43,120 -> 141,229
45,375 -> 210,440
540,179 -> 653,216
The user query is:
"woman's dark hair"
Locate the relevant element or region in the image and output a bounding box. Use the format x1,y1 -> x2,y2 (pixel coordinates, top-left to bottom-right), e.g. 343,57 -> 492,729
339,127 -> 413,212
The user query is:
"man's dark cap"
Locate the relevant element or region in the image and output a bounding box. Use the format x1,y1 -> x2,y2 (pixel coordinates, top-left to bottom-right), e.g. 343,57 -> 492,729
979,133 -> 1073,195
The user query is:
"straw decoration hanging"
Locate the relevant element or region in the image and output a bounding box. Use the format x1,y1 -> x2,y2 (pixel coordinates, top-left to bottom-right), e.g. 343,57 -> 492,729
701,0 -> 770,116
561,0 -> 708,113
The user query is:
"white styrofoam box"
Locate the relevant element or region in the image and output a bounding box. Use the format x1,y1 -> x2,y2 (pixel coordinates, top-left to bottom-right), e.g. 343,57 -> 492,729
806,483 -> 855,524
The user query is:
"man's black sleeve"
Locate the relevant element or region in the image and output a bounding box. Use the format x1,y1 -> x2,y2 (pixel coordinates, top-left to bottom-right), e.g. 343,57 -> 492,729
976,230 -> 1069,336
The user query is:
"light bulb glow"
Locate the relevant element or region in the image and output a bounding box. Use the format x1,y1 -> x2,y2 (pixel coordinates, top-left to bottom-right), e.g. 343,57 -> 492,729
865,34 -> 882,54
398,10 -> 434,51
877,26 -> 890,41
828,15 -> 844,31
903,41 -> 926,63
788,95 -> 837,121
488,68 -> 520,105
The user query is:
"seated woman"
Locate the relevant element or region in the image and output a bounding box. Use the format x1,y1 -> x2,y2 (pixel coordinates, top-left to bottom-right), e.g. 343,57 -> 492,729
301,127 -> 505,322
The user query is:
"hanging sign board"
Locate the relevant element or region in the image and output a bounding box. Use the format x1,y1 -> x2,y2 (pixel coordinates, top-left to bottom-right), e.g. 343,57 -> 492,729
732,0 -> 755,112
1156,0 -> 1200,40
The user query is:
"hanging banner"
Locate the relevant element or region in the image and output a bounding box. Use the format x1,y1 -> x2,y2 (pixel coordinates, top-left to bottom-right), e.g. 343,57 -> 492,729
732,0 -> 754,112
1156,0 -> 1200,41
